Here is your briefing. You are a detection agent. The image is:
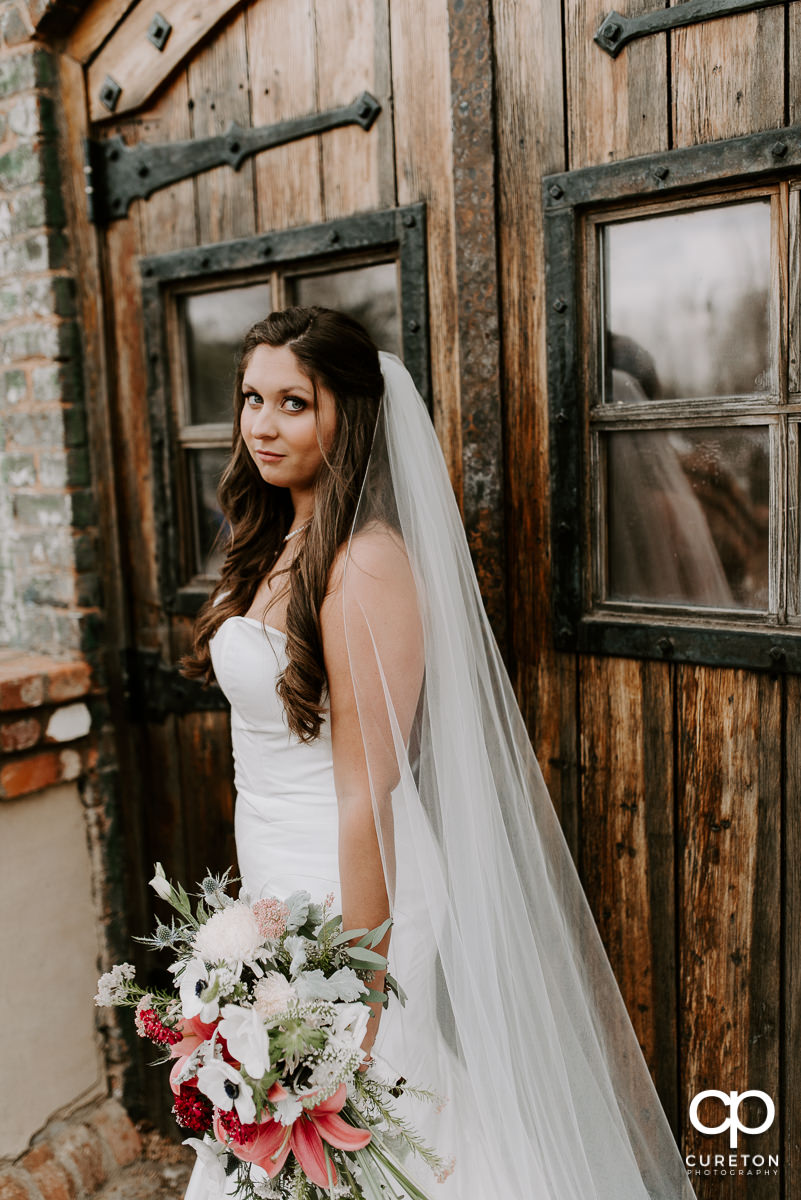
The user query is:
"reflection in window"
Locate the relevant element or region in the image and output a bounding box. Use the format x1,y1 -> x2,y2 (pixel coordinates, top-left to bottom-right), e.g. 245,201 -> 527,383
605,424 -> 770,610
189,447 -> 230,577
289,262 -> 401,356
603,202 -> 771,401
182,282 -> 272,425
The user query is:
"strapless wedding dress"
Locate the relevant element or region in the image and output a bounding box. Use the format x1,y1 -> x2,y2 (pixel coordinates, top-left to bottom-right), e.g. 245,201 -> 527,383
183,614 -> 479,1200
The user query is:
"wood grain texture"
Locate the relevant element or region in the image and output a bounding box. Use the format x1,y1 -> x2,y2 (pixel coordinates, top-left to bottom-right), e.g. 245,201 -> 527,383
187,10 -> 256,244
677,666 -> 781,1196
788,6 -> 801,126
579,656 -> 678,1115
315,0 -> 393,218
134,70 -> 196,256
671,10 -> 784,148
87,0 -> 246,122
491,0 -> 574,831
247,0 -> 324,231
784,676 -> 801,1200
389,0 -> 462,498
564,0 -> 667,169
66,0 -> 138,65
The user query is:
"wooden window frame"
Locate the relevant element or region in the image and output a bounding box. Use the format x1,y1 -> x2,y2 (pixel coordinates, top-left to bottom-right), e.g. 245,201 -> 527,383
139,203 -> 429,616
543,124 -> 801,675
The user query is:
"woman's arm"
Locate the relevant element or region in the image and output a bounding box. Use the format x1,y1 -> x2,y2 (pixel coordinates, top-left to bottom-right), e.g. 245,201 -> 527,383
320,528 -> 424,1060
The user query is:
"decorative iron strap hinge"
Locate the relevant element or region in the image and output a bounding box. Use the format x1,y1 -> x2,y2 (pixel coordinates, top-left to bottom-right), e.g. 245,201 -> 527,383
84,90 -> 381,224
595,0 -> 788,56
122,647 -> 229,723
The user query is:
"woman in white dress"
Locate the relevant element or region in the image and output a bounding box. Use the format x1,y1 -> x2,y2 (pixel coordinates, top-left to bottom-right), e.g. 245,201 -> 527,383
181,306 -> 696,1200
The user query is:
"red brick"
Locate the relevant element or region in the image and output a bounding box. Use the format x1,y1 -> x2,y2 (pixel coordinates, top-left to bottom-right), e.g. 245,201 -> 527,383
0,1171 -> 37,1200
86,1099 -> 141,1168
0,715 -> 41,753
50,1125 -> 106,1195
0,749 -> 62,798
20,1145 -> 75,1200
46,661 -> 92,703
0,673 -> 44,712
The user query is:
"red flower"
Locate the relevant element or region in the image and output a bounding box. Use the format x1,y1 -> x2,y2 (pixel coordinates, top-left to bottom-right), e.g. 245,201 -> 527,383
218,1083 -> 371,1189
216,1108 -> 259,1146
173,1085 -> 213,1134
136,1005 -> 183,1047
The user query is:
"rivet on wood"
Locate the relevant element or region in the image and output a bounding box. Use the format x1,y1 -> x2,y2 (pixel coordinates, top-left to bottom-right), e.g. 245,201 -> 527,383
146,13 -> 172,52
652,165 -> 669,180
99,76 -> 122,113
553,298 -> 568,313
657,635 -> 673,654
328,230 -> 340,244
771,141 -> 788,159
408,319 -> 420,333
403,214 -> 416,227
769,645 -> 785,662
558,625 -> 572,640
548,184 -> 564,200
555,410 -> 569,425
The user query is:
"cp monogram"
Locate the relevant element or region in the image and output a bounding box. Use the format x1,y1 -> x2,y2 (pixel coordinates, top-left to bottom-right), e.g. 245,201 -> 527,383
689,1090 -> 775,1149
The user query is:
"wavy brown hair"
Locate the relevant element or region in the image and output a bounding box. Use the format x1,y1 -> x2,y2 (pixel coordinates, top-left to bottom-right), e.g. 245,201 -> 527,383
180,305 -> 386,740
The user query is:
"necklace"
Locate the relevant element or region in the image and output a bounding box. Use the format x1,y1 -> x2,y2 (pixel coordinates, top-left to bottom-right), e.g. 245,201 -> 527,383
283,518 -> 312,543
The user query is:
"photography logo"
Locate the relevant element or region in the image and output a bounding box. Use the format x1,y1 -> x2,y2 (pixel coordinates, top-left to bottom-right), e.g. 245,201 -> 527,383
685,1089 -> 779,1179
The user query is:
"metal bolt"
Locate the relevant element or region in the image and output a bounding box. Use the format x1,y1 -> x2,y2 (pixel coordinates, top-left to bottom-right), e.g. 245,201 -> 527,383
402,213 -> 416,227
146,12 -> 172,51
201,256 -> 211,269
408,319 -> 420,333
557,521 -> 571,535
657,636 -> 673,654
652,165 -> 669,181
99,76 -> 122,113
107,147 -> 119,163
262,242 -> 272,257
548,183 -> 564,200
769,645 -> 785,662
553,298 -> 567,313
137,164 -> 150,179
555,410 -> 569,425
603,20 -> 621,41
558,625 -> 573,641
328,230 -> 340,245
229,141 -> 241,156
771,141 -> 788,159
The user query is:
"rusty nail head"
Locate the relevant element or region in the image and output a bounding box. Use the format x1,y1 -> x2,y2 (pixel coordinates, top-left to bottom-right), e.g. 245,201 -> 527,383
652,165 -> 669,180
408,319 -> 420,333
603,20 -> 621,41
657,636 -> 673,653
553,298 -> 568,313
769,645 -> 785,662
771,141 -> 788,158
549,184 -> 564,200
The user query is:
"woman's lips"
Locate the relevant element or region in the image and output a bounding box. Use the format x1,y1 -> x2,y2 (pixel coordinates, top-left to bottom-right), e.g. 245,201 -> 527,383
256,449 -> 285,462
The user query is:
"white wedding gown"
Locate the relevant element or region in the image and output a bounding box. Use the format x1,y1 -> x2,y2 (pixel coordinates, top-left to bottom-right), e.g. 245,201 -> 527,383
184,613 -> 473,1200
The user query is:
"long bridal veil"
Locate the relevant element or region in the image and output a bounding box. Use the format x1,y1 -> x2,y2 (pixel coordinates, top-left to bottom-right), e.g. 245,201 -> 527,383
338,351 -> 696,1199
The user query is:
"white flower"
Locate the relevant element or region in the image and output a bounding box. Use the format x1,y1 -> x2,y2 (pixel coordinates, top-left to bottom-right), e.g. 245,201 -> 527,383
272,1090 -> 304,1126
253,972 -> 298,1018
182,1137 -> 229,1195
193,901 -> 264,965
329,1002 -> 371,1055
283,935 -> 308,976
174,958 -> 221,1023
293,967 -> 367,1003
149,862 -> 173,902
252,1178 -> 282,1200
218,1004 -> 271,1078
196,1058 -> 256,1125
94,962 -> 136,1006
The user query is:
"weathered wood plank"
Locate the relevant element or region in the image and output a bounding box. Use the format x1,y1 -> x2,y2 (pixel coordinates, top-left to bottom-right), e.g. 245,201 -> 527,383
579,656 -> 678,1112
314,0 -> 393,219
247,0 -> 324,232
789,7 -> 801,126
564,0 -> 667,168
671,10 -> 785,147
785,676 -> 801,1200
389,0 -> 462,496
677,666 -> 781,1199
87,0 -> 245,122
135,70 -> 196,256
187,10 -> 256,244
66,0 -> 137,65
491,0 -> 575,831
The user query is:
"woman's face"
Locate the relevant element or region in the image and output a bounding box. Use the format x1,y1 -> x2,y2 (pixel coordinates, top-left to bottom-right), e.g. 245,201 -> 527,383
239,343 -> 338,494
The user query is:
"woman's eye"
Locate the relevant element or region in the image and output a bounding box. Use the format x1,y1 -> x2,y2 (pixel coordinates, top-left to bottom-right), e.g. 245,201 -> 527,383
282,396 -> 307,413
243,392 -> 262,408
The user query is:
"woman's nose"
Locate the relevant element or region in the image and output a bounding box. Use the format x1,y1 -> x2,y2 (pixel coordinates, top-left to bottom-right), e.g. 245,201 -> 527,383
251,405 -> 278,437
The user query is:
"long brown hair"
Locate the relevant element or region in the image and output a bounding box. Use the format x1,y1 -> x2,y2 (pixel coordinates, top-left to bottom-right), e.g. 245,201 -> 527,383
180,306 -> 385,740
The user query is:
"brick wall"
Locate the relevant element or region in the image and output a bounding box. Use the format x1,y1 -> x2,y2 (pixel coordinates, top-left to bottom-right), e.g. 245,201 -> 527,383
0,4 -> 102,658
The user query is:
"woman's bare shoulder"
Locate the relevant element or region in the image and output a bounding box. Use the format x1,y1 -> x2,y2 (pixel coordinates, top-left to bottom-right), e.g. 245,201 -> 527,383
325,522 -> 410,596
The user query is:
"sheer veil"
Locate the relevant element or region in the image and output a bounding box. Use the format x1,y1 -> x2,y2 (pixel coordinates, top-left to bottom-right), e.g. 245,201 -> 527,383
338,351 -> 696,1199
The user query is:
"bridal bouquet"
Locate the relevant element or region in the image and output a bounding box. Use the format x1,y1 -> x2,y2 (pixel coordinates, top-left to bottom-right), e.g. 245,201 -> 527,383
94,865 -> 452,1200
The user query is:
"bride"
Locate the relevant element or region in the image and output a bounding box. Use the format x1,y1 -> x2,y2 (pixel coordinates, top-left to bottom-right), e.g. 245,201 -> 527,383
181,306 -> 695,1199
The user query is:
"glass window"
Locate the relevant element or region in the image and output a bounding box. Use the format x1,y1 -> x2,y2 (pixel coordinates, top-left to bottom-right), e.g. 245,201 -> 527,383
181,282 -> 272,425
288,262 -> 402,356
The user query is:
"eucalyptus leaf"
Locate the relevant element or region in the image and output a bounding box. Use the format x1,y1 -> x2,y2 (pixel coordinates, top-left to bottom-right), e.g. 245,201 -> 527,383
345,946 -> 387,967
331,927 -> 370,946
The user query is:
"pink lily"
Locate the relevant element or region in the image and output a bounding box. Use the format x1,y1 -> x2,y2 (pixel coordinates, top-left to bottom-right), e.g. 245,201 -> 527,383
169,1014 -> 217,1060
220,1083 -> 371,1188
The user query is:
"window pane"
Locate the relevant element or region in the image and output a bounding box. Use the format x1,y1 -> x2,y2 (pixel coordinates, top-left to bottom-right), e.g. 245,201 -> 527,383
182,282 -> 272,426
603,201 -> 771,401
603,426 -> 770,610
188,447 -> 230,577
288,262 -> 401,355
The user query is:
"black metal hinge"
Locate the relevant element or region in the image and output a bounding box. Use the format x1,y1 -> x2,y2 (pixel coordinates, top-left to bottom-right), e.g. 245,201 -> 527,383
122,647 -> 229,723
595,0 -> 788,56
85,90 -> 381,224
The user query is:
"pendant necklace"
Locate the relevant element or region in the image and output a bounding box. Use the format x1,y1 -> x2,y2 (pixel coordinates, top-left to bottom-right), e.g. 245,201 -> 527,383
283,518 -> 312,543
